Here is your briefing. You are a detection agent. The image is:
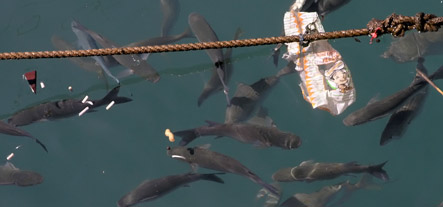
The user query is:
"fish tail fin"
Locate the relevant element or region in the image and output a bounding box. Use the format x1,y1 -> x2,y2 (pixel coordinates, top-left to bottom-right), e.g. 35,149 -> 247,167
249,172 -> 280,196
200,173 -> 225,184
368,161 -> 389,181
96,86 -> 132,107
431,65 -> 443,80
174,129 -> 199,146
256,182 -> 282,207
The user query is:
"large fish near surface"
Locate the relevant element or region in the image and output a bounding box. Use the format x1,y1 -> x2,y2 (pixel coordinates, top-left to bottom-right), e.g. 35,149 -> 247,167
174,120 -> 301,149
160,0 -> 180,37
225,75 -> 279,124
117,172 -> 224,207
188,12 -> 230,106
343,58 -> 443,126
8,86 -> 131,127
167,145 -> 279,195
0,120 -> 47,152
272,160 -> 389,182
380,69 -> 430,146
198,28 -> 242,107
71,20 -> 120,83
382,30 -> 443,63
126,27 -> 193,47
279,175 -> 379,207
0,162 -> 43,187
85,27 -> 160,83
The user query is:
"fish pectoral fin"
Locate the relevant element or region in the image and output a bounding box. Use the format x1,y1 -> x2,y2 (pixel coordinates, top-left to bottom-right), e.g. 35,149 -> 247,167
4,162 -> 18,170
299,160 -> 314,166
367,94 -> 380,105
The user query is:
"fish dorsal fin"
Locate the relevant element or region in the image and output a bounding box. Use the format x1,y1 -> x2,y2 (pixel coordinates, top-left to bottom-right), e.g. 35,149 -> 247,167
205,120 -> 221,127
367,94 -> 380,106
4,162 -> 18,170
299,160 -> 314,166
196,144 -> 211,150
234,83 -> 259,98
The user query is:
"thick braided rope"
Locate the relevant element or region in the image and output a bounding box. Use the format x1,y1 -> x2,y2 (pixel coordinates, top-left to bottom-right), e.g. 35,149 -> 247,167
0,13 -> 441,60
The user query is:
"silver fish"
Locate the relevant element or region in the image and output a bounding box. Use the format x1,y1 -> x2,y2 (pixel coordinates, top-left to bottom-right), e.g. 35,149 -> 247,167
343,58 -> 443,126
117,172 -> 223,207
272,160 -> 389,182
84,26 -> 160,83
0,162 -> 43,187
382,30 -> 443,63
198,28 -> 242,107
167,145 -> 279,195
188,12 -> 230,106
160,0 -> 180,37
0,120 -> 47,152
174,120 -> 301,149
8,86 -> 131,127
225,76 -> 279,124
71,20 -> 120,83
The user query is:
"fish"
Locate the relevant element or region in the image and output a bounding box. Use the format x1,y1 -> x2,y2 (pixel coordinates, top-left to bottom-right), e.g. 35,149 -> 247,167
272,160 -> 389,182
276,62 -> 296,78
84,26 -> 160,83
380,70 -> 429,146
166,145 -> 279,195
225,75 -> 279,124
280,174 -> 379,207
300,0 -> 351,17
160,0 -> 180,37
71,20 -> 120,83
174,120 -> 301,149
0,120 -> 47,152
343,58 -> 443,126
51,34 -> 120,74
117,172 -> 224,207
8,86 -> 132,127
188,12 -> 230,106
382,30 -> 443,63
0,162 -> 43,186
197,28 -> 242,107
246,107 -> 277,128
126,27 -> 193,48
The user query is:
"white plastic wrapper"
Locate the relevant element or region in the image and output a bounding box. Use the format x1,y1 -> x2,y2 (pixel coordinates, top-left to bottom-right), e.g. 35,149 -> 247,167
282,9 -> 356,115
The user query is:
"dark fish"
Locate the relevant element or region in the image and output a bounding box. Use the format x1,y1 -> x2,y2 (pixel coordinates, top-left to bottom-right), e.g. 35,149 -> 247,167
85,26 -> 160,83
0,120 -> 47,152
126,27 -> 193,47
280,175 -> 378,207
272,160 -> 389,182
225,75 -> 279,123
174,120 -> 301,149
8,86 -> 132,127
166,145 -> 279,195
301,0 -> 351,17
117,172 -> 224,207
160,0 -> 180,37
0,162 -> 43,186
271,43 -> 283,68
198,28 -> 242,107
188,12 -> 230,106
246,107 -> 277,128
343,59 -> 443,126
382,30 -> 443,63
380,70 -> 429,146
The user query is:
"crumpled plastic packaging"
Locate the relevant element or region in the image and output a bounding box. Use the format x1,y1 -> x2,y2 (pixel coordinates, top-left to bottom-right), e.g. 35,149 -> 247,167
282,4 -> 356,115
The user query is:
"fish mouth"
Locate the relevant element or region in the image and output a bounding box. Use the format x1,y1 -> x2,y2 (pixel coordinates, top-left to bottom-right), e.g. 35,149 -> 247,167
171,155 -> 186,160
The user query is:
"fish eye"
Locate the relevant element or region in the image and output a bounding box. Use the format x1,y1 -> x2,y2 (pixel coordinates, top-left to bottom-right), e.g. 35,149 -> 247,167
186,148 -> 194,155
166,146 -> 171,150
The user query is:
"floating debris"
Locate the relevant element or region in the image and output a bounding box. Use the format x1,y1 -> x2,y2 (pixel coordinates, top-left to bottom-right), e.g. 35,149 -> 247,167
6,153 -> 14,160
165,128 -> 175,142
105,101 -> 115,110
81,95 -> 89,103
23,70 -> 37,94
78,107 -> 89,116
